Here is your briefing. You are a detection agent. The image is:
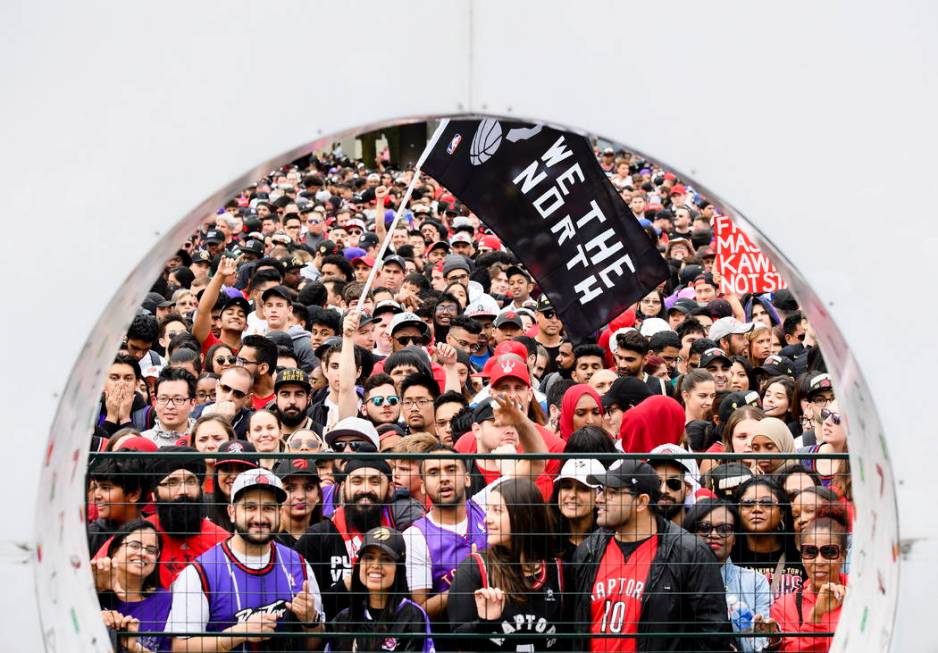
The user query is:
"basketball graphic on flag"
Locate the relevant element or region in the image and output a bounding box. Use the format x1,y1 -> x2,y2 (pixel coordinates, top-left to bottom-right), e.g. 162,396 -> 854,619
469,119 -> 503,165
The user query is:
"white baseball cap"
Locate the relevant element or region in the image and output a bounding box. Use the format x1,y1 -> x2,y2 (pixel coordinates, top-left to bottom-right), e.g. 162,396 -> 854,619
554,458 -> 606,488
708,316 -> 754,343
639,317 -> 672,338
231,468 -> 287,504
608,327 -> 638,353
325,416 -> 380,449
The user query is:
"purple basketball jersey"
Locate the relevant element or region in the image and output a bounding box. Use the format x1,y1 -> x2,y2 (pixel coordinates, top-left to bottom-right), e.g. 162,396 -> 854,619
412,500 -> 487,594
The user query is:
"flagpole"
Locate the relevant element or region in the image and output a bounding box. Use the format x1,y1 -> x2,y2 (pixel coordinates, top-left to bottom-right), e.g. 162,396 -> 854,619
355,118 -> 451,314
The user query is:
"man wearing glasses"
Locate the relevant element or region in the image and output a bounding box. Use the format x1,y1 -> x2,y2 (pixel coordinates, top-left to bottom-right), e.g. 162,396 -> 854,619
533,296 -> 564,375
141,368 -> 196,447
302,205 -> 327,251
93,446 -> 228,589
571,460 -> 731,651
388,311 -> 431,353
400,374 -> 441,436
193,366 -> 254,439
446,315 -> 484,358
442,254 -> 472,287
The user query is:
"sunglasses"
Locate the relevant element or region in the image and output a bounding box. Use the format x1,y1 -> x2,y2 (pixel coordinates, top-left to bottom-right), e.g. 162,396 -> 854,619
800,544 -> 842,560
820,408 -> 842,425
662,477 -> 684,492
333,441 -> 367,452
288,437 -> 325,451
215,355 -> 237,365
218,383 -> 248,400
540,310 -> 557,320
367,395 -> 400,407
693,522 -> 735,537
395,335 -> 428,347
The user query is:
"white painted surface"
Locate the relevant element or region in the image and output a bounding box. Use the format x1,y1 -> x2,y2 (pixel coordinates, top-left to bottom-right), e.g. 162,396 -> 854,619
1,0 -> 934,650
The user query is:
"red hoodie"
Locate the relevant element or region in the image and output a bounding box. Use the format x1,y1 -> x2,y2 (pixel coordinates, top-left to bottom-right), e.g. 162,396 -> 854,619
618,395 -> 685,453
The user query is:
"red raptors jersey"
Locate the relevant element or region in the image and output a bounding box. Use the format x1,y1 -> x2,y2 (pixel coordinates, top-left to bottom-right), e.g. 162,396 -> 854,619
590,536 -> 658,653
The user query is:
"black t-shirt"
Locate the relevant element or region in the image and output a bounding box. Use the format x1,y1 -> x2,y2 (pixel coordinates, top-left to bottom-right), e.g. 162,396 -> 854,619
537,342 -> 562,376
616,535 -> 653,561
447,554 -> 568,651
733,541 -> 804,597
294,519 -> 352,620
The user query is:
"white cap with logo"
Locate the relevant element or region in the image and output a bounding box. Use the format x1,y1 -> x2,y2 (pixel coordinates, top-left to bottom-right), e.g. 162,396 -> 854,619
554,458 -> 606,488
230,468 -> 287,504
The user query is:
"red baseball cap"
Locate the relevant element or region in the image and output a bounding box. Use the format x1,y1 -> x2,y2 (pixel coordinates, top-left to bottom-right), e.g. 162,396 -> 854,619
493,340 -> 528,361
351,256 -> 375,268
670,184 -> 687,195
485,354 -> 531,388
477,235 -> 502,251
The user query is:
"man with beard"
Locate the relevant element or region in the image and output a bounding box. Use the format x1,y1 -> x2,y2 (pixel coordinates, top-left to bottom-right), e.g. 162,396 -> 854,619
167,468 -> 324,651
648,444 -> 698,527
571,461 -> 731,651
404,446 -> 488,622
295,458 -> 422,620
273,368 -> 321,437
94,446 -> 227,588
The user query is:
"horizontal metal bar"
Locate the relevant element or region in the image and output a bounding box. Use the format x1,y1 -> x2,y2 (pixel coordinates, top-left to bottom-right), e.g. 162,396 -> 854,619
90,450 -> 850,460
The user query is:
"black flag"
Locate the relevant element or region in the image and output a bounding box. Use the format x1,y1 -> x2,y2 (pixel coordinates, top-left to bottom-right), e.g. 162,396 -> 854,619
422,119 -> 670,339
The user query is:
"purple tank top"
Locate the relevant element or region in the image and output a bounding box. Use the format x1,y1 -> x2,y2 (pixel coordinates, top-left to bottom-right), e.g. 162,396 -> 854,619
412,500 -> 487,594
193,539 -> 308,638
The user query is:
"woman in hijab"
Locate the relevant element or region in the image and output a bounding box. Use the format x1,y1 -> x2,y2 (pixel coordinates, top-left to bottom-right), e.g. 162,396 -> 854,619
619,395 -> 686,453
750,417 -> 796,476
557,384 -> 606,440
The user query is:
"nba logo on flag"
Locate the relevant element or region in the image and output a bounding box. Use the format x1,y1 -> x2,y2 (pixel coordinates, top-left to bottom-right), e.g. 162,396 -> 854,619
447,134 -> 462,155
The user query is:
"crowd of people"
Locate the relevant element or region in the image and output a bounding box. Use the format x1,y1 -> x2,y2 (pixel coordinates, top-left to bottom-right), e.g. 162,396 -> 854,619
86,139 -> 851,652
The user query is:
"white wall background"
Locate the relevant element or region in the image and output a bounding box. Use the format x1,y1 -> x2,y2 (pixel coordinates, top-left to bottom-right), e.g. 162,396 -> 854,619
1,0 -> 934,650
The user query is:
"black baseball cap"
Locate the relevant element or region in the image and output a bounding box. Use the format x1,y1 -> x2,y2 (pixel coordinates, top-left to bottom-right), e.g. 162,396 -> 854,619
274,457 -> 320,482
505,265 -> 530,280
203,229 -> 224,244
191,250 -> 213,265
472,398 -> 496,424
587,460 -> 660,499
274,368 -> 311,392
772,288 -> 799,311
359,232 -> 380,248
360,526 -> 406,562
216,440 -> 258,469
718,391 -> 762,425
806,373 -> 834,398
281,254 -> 305,270
700,347 -> 731,368
757,355 -> 796,379
668,298 -> 697,315
535,295 -> 554,313
703,463 -> 754,500
382,254 -> 407,270
602,376 -> 652,411
221,295 -> 251,316
261,285 -> 293,303
240,239 -> 265,257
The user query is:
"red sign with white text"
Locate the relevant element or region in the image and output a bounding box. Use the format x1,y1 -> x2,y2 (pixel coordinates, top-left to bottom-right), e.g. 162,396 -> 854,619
713,215 -> 786,295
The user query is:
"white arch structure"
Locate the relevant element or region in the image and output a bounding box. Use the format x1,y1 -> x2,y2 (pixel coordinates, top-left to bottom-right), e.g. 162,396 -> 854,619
2,1 -> 935,650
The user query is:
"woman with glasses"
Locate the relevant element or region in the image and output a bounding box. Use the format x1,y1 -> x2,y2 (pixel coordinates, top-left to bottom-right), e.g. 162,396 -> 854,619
432,293 -> 461,341
756,507 -> 849,652
204,343 -> 236,375
96,519 -> 171,652
286,428 -> 334,486
799,400 -> 847,489
193,373 -> 218,406
732,477 -> 803,599
685,499 -> 772,652
636,288 -> 664,320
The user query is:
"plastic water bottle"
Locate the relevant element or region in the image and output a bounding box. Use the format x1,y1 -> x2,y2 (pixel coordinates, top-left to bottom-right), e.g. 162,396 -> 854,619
727,595 -> 754,632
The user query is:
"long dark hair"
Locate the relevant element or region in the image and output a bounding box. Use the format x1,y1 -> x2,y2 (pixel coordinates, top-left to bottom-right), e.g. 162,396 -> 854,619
105,519 -> 163,593
347,545 -> 411,647
564,426 -> 618,467
548,477 -> 597,547
484,478 -> 555,605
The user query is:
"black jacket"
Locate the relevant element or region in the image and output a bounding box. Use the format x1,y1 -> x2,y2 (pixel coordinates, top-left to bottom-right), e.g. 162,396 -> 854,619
571,516 -> 733,652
